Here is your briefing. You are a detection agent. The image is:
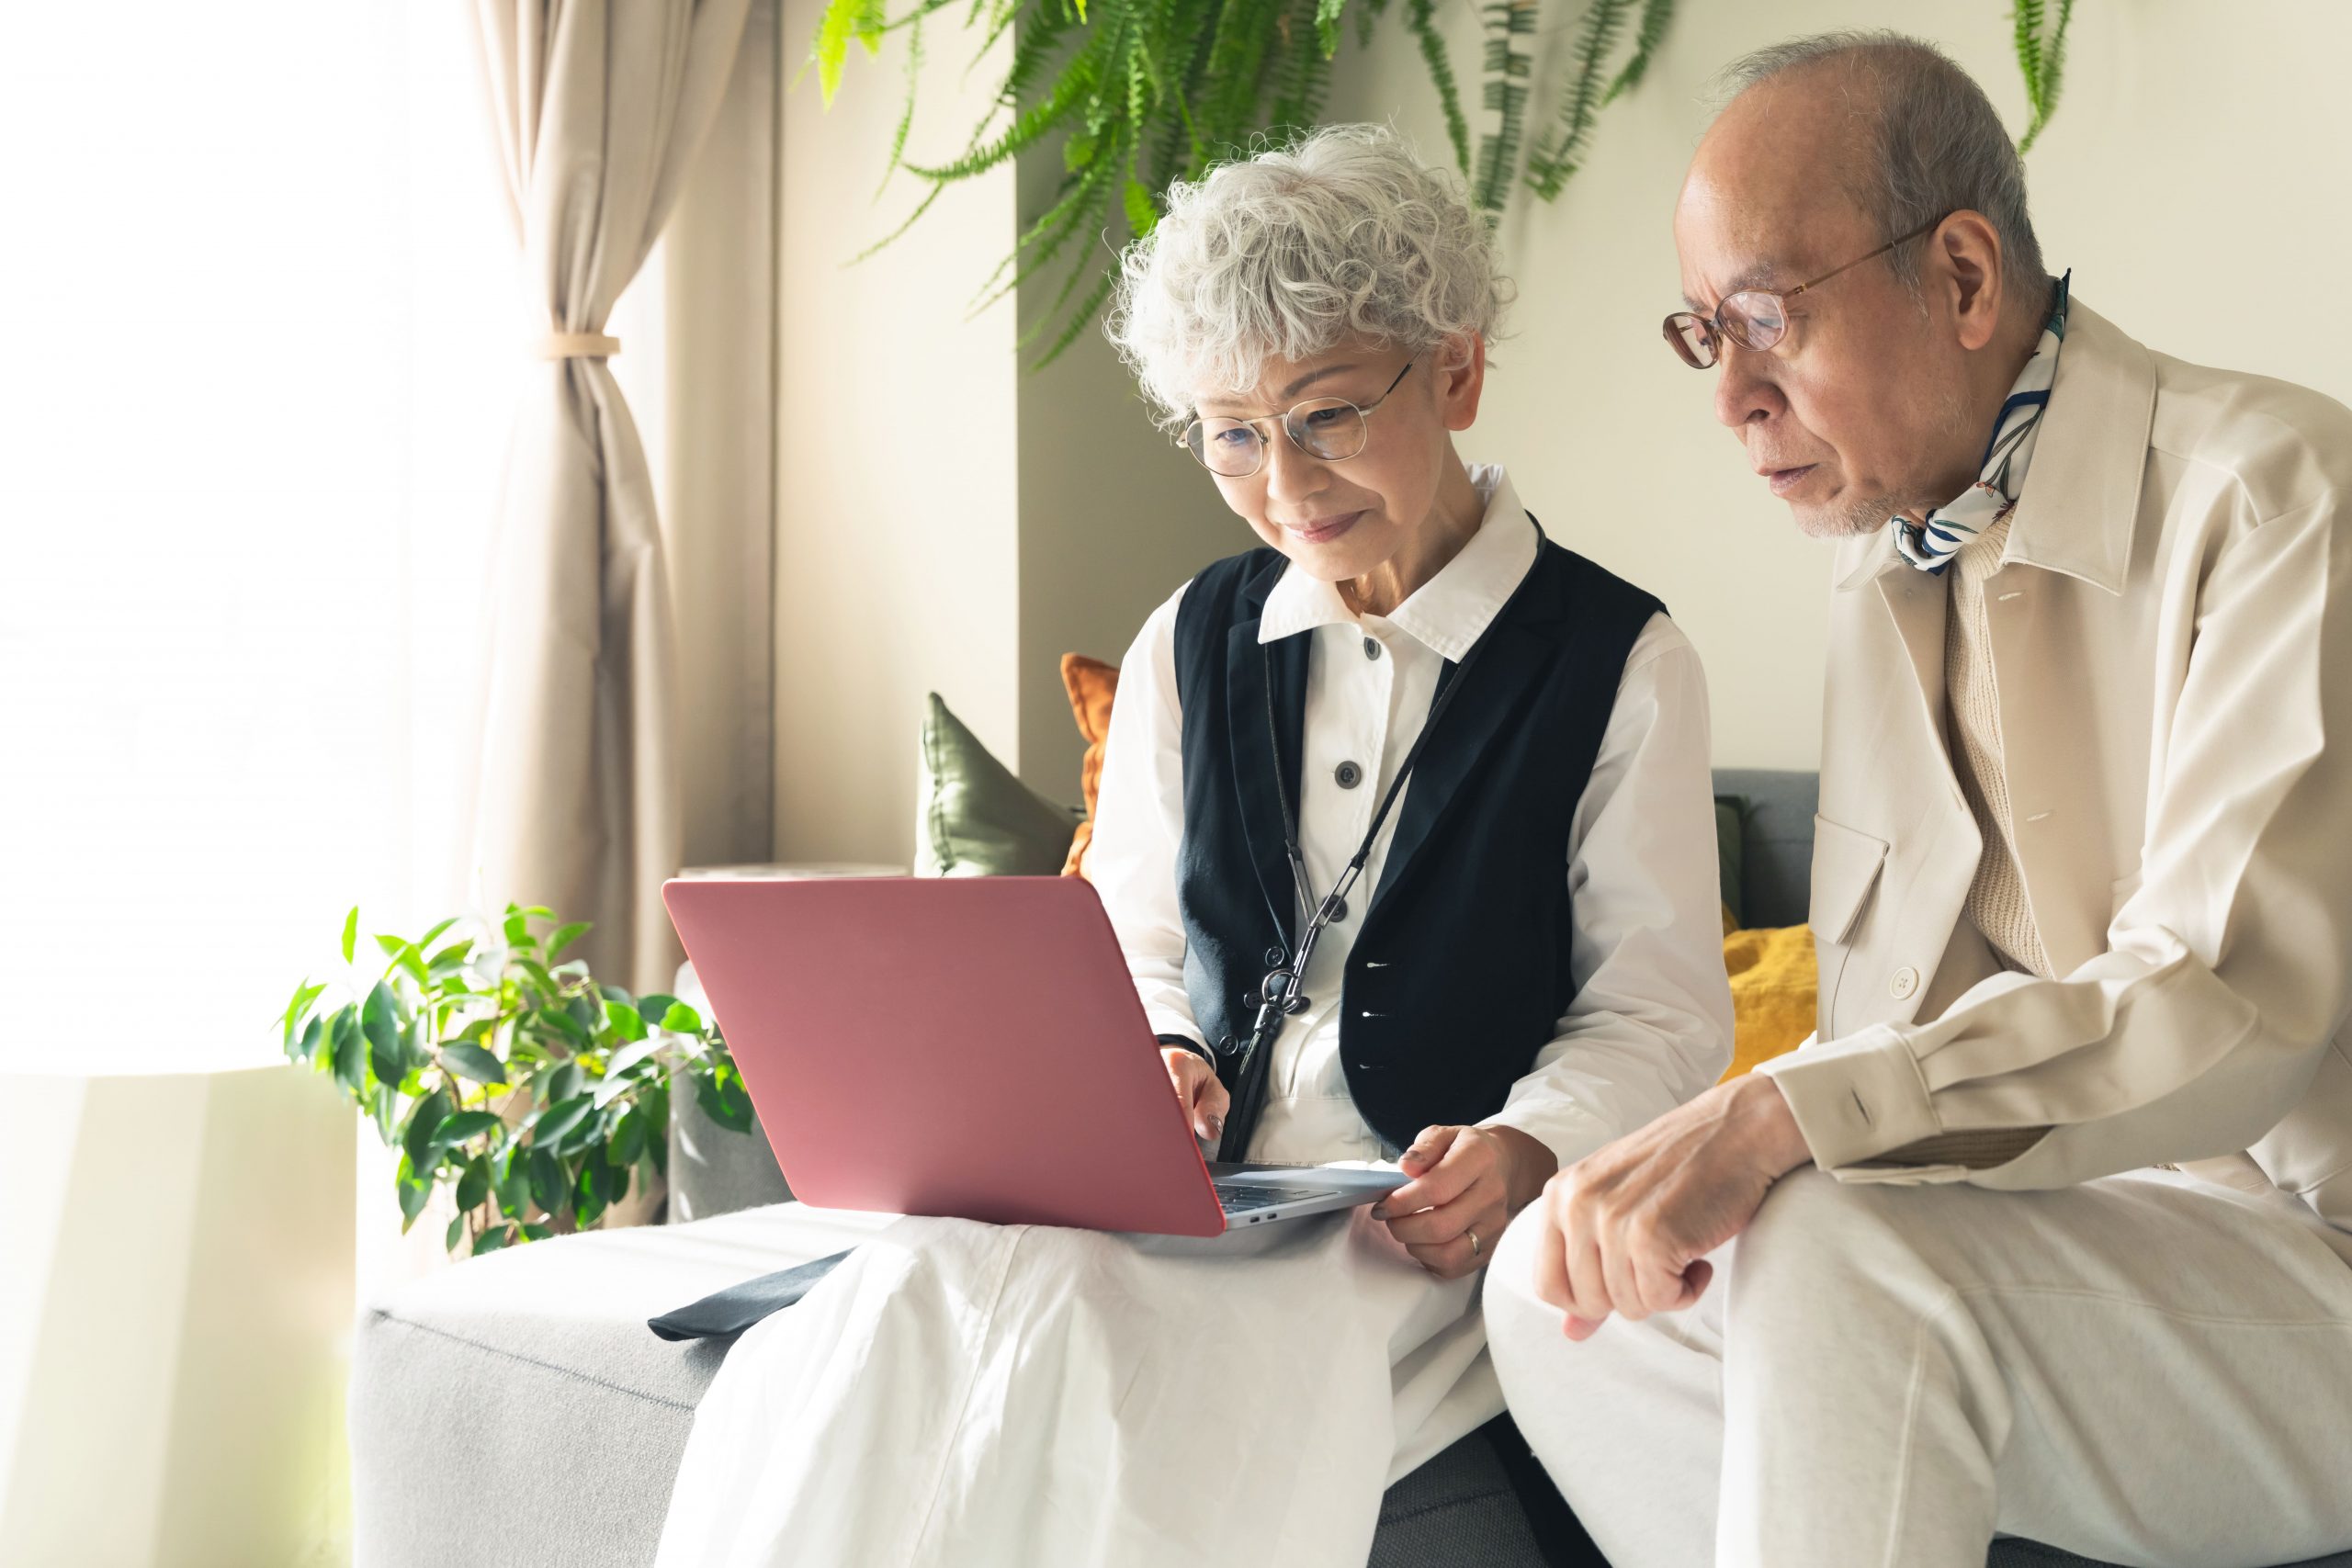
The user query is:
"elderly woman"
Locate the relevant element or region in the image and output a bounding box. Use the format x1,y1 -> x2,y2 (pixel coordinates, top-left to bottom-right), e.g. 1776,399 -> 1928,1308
656,125 -> 1729,1568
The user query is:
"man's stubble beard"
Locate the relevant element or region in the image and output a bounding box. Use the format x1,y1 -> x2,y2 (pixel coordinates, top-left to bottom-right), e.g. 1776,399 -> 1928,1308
1790,380 -> 1975,543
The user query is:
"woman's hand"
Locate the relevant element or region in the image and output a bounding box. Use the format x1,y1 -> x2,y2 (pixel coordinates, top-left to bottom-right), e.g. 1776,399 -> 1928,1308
1161,1046 -> 1230,1143
1373,1123 -> 1557,1280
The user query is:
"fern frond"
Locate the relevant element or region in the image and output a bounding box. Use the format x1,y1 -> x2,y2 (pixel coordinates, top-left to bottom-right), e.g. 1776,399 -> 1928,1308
1603,0 -> 1672,105
1524,0 -> 1633,201
876,7 -> 927,196
1025,270 -> 1119,367
1407,0 -> 1471,177
2016,0 -> 2074,152
1471,0 -> 1536,214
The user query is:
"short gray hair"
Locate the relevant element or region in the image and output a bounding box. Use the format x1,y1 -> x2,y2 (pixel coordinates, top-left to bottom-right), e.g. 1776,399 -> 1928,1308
1103,123 -> 1510,430
1715,31 -> 2045,305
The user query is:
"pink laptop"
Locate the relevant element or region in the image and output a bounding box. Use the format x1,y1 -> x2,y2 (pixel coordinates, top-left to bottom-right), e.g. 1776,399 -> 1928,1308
661,875 -> 1404,1237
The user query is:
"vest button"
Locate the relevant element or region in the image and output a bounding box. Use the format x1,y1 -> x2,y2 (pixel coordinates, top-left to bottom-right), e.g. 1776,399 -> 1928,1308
1334,760 -> 1363,789
1891,965 -> 1921,1000
1363,637 -> 1382,661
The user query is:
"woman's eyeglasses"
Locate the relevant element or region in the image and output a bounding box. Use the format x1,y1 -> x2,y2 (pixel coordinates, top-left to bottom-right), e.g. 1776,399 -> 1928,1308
1662,213 -> 1949,369
1182,362 -> 1415,478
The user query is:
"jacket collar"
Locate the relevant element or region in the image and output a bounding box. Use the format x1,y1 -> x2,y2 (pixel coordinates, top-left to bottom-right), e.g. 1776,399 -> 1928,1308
1835,298 -> 2158,596
1257,463 -> 1538,660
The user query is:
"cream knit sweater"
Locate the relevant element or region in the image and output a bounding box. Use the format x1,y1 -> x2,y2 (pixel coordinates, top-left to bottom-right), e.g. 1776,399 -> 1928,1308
1944,515 -> 2054,978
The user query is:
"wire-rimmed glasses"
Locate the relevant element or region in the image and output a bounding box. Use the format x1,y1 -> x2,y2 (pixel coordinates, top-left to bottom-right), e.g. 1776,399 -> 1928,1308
1662,213 -> 1951,369
1181,361 -> 1415,477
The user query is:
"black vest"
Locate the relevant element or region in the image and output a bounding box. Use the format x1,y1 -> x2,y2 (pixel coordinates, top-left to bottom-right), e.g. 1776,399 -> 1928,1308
1170,529 -> 1665,1150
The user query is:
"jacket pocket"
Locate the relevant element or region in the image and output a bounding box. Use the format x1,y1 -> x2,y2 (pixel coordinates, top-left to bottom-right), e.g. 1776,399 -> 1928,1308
1811,815 -> 1891,947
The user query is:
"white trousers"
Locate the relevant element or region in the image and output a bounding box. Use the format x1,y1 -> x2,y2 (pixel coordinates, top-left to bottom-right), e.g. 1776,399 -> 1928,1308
656,1203 -> 1497,1568
1484,1167 -> 2352,1568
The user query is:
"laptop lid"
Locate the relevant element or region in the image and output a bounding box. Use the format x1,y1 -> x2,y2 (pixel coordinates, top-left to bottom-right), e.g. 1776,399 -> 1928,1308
661,875 -> 1228,1236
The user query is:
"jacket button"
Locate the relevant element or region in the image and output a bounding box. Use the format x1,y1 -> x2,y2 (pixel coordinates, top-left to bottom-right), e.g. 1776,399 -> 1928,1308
1264,946 -> 1284,966
1334,760 -> 1363,789
1891,966 -> 1921,1000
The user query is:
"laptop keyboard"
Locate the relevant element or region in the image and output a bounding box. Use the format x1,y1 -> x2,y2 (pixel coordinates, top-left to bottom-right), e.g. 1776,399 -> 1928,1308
1216,1183 -> 1340,1215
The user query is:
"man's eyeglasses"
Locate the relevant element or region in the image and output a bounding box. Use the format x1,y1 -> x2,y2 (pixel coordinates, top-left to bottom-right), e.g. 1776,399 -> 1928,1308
1182,362 -> 1415,478
1662,213 -> 1950,369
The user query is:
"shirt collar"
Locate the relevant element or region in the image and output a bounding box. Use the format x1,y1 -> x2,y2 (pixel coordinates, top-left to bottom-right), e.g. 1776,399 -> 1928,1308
1256,463 -> 1540,661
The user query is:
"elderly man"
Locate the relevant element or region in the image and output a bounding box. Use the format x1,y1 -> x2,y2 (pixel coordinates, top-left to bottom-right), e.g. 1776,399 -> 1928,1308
1486,30 -> 2352,1568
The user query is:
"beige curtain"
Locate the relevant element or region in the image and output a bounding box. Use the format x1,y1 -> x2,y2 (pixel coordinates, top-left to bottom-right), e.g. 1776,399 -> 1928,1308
468,0 -> 754,993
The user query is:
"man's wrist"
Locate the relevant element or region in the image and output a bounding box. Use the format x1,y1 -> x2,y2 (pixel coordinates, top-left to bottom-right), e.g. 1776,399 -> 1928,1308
1732,1072 -> 1814,1177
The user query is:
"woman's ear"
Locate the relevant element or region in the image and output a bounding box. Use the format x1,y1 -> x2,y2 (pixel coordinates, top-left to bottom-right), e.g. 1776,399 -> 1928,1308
1438,333 -> 1487,432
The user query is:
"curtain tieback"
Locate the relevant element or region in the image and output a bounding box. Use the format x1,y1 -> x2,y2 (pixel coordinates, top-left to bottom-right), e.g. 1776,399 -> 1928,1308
534,332 -> 621,359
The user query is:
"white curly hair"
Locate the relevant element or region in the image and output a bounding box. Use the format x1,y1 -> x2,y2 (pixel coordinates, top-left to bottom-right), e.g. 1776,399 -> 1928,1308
1103,123 -> 1512,432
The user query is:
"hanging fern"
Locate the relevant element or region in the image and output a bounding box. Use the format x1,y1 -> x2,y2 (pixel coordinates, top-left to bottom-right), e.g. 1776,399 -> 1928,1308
1524,0 -> 1633,201
812,0 -> 2081,367
1473,2 -> 1539,215
2012,0 -> 2075,152
1604,0 -> 1675,105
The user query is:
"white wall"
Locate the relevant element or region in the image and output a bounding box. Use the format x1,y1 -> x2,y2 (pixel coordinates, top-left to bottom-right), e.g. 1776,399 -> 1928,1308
772,0 -> 1020,864
774,0 -> 2352,858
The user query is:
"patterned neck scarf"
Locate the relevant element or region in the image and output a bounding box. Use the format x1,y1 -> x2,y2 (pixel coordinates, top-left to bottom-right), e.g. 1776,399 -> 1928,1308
1893,271 -> 2073,575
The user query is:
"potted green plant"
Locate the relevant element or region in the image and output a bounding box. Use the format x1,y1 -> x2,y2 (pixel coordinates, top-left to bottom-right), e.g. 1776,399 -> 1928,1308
278,904 -> 755,1257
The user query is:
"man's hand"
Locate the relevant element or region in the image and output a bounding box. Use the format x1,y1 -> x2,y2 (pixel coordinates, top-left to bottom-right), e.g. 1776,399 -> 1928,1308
1374,1123 -> 1556,1280
1533,1074 -> 1812,1340
1161,1046 -> 1229,1143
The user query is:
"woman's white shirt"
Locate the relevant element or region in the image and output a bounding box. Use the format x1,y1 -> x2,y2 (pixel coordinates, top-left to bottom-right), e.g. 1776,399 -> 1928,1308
1086,464 -> 1734,1169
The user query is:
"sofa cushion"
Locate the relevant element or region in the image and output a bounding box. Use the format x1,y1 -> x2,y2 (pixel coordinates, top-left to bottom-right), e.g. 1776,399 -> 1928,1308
913,693 -> 1082,877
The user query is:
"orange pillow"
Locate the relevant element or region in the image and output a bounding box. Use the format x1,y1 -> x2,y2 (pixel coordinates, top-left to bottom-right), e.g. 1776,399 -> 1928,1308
1059,653 -> 1119,877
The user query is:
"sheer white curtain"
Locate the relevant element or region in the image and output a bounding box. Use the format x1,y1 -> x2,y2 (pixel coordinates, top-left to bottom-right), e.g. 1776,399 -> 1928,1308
0,5 -> 522,1062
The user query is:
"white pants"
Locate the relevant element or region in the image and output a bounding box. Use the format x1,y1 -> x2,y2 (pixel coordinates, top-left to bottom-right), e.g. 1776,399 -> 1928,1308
656,1203 -> 1498,1568
1485,1167 -> 2352,1568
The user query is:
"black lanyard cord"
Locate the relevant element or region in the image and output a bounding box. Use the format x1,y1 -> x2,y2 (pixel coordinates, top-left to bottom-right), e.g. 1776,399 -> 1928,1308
1247,520 -> 1545,1048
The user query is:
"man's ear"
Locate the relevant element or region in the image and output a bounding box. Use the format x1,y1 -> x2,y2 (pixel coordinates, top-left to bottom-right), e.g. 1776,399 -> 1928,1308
1934,212 -> 2007,353
1440,333 -> 1487,431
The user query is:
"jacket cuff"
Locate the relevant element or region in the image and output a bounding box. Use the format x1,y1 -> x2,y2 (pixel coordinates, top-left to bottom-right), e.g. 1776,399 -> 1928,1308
1758,1024 -> 1940,1170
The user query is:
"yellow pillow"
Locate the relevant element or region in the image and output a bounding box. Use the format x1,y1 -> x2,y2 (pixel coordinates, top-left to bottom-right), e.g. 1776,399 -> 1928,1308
1720,925 -> 1816,1082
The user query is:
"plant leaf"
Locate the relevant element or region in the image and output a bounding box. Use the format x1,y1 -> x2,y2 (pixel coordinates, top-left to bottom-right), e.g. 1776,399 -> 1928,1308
396,1151 -> 433,1228
438,1041 -> 509,1086
546,921 -> 592,961
435,1109 -> 503,1147
532,1094 -> 596,1151
341,906 -> 359,964
455,1155 -> 491,1213
362,981 -> 403,1087
605,1001 -> 648,1045
695,1059 -> 756,1134
660,1001 -> 703,1034
401,1087 -> 452,1168
331,1008 -> 366,1093
473,1225 -> 514,1256
543,1061 -> 584,1107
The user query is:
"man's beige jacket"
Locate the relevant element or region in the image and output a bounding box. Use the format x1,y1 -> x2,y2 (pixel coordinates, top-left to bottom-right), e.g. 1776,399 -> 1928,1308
1758,299 -> 2352,1241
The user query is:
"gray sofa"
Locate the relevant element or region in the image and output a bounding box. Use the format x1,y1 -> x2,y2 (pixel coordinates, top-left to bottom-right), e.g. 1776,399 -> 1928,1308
347,770 -> 2352,1568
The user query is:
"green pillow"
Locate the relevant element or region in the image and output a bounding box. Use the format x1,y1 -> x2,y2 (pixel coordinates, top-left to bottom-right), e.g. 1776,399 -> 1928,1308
914,693 -> 1085,877
1714,794 -> 1747,930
